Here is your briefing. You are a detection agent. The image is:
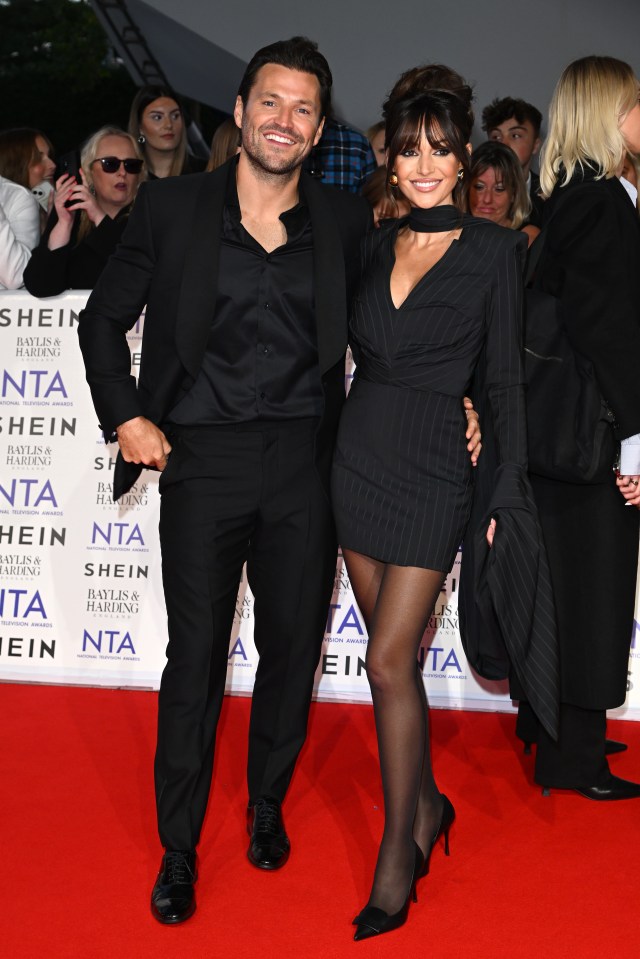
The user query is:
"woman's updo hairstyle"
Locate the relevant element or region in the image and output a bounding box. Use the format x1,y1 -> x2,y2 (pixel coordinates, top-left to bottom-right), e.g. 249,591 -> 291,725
384,90 -> 473,209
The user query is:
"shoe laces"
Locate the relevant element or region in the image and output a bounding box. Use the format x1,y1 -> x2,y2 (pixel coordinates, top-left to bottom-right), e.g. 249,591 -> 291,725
253,800 -> 280,834
164,851 -> 194,884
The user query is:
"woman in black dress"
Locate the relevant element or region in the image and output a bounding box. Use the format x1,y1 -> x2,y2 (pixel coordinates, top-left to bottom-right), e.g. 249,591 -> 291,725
517,56 -> 640,799
331,89 -> 529,939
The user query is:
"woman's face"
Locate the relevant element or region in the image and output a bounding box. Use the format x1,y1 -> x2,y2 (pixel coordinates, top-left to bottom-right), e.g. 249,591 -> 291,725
394,125 -> 463,209
620,100 -> 640,155
139,97 -> 183,153
469,165 -> 513,227
90,135 -> 141,210
28,135 -> 56,188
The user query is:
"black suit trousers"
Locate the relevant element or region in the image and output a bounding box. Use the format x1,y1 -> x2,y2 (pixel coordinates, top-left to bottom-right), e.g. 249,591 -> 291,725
154,419 -> 337,850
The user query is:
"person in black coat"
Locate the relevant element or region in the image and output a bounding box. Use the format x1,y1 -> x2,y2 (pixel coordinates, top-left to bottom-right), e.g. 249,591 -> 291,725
24,127 -> 143,296
77,38 -> 372,926
518,55 -> 640,800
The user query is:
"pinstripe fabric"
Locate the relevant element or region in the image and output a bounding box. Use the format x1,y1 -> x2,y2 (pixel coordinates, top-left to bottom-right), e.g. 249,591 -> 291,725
469,464 -> 559,739
331,214 -> 528,571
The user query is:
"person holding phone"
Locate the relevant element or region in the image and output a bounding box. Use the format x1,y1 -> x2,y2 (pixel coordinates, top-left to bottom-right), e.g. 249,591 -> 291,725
24,126 -> 144,296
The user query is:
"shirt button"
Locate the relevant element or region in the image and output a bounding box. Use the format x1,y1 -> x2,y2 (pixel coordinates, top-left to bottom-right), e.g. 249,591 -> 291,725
260,392 -> 266,399
263,348 -> 269,355
264,302 -> 270,309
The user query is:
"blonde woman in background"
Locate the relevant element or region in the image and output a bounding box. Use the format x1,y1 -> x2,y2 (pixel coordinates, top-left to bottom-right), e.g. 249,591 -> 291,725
516,56 -> 640,800
24,127 -> 144,296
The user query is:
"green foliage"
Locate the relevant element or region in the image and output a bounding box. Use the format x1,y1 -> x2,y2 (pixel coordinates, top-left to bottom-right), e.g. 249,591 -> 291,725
0,0 -> 137,153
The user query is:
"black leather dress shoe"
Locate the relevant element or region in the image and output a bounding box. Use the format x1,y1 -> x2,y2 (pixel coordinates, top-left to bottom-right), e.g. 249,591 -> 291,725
247,798 -> 290,870
150,849 -> 197,924
575,775 -> 640,801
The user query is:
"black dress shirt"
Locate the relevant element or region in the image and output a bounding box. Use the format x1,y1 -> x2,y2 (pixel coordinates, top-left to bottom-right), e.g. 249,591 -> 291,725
168,169 -> 323,425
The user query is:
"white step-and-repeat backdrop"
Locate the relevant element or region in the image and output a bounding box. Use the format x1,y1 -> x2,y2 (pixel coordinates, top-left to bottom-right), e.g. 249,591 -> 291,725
2,291 -> 639,718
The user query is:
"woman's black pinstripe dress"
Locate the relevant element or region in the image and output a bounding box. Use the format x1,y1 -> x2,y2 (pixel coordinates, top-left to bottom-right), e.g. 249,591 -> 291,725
331,212 -> 528,571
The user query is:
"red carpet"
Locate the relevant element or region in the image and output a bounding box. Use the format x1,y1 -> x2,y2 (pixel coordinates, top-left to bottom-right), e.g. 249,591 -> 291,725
3,683 -> 639,958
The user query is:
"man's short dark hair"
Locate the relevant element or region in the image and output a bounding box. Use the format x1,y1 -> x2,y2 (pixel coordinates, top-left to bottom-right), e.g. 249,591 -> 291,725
237,36 -> 332,118
481,97 -> 543,136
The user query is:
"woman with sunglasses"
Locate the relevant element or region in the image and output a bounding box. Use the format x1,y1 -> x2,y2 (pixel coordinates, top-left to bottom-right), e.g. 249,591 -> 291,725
24,127 -> 144,296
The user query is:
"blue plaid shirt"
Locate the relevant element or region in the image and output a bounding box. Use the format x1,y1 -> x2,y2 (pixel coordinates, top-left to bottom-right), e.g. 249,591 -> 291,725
304,118 -> 376,194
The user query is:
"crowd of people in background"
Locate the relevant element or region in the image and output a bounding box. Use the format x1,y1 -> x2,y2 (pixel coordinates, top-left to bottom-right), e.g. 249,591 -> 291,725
5,67 -> 637,295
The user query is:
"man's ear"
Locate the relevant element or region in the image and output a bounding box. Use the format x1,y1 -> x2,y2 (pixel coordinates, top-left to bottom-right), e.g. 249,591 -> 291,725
532,136 -> 542,157
313,116 -> 325,147
233,95 -> 244,130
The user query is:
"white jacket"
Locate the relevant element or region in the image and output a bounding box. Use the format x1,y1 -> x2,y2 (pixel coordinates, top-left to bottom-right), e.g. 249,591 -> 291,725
0,175 -> 41,289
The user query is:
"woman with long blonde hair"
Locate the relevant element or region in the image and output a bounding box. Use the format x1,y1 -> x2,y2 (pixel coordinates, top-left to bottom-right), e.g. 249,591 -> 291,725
517,55 -> 640,799
24,127 -> 144,296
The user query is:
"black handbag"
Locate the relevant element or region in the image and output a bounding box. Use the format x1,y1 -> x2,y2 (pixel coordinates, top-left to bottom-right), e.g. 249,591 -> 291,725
523,229 -> 617,484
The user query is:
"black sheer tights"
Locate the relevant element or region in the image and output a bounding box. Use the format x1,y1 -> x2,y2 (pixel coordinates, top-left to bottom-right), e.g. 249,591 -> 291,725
343,547 -> 446,915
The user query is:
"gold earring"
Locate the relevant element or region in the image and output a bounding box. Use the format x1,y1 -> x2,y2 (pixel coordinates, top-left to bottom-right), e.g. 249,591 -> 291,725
457,169 -> 464,182
389,172 -> 398,186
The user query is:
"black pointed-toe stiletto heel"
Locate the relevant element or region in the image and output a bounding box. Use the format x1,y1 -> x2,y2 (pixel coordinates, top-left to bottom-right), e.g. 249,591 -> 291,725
352,842 -> 424,941
419,793 -> 455,879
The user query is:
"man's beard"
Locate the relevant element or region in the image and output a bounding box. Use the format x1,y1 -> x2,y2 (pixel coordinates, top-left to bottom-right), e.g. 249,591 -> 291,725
241,120 -> 310,180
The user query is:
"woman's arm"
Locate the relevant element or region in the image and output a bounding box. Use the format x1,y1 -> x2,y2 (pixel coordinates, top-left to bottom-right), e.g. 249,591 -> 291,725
484,231 -> 529,466
23,206 -> 74,297
0,182 -> 40,289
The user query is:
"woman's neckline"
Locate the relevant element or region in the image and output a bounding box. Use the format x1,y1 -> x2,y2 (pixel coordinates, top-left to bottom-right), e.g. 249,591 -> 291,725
407,204 -> 465,233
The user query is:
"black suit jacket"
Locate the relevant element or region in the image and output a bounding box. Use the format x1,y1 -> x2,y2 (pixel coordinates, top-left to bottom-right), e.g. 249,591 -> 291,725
78,159 -> 371,498
537,169 -> 640,439
527,170 -> 544,228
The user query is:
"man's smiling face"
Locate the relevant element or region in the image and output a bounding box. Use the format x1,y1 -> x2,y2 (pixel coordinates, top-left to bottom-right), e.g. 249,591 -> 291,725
234,63 -> 325,177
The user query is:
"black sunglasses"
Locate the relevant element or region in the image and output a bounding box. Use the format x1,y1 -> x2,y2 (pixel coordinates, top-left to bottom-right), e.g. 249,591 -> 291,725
92,156 -> 144,174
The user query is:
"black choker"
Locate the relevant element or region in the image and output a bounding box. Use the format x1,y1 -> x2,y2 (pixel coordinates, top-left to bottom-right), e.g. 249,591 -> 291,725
408,205 -> 464,233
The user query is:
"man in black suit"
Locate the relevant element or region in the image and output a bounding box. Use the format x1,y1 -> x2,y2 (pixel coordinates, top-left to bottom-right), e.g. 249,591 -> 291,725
78,36 -> 370,924
481,97 -> 544,227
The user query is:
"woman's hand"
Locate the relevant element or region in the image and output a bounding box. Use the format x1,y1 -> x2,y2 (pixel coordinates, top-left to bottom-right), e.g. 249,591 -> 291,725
76,166 -> 107,226
616,473 -> 640,508
48,172 -> 106,251
464,396 -> 482,465
47,173 -> 77,249
486,517 -> 496,546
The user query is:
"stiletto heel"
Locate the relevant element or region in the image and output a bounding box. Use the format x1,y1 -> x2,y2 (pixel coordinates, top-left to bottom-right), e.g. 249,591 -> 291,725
353,842 -> 424,941
419,793 -> 455,878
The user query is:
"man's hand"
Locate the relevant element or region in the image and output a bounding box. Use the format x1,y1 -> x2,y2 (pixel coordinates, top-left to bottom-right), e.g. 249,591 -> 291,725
463,396 -> 482,466
616,473 -> 640,509
116,416 -> 172,470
